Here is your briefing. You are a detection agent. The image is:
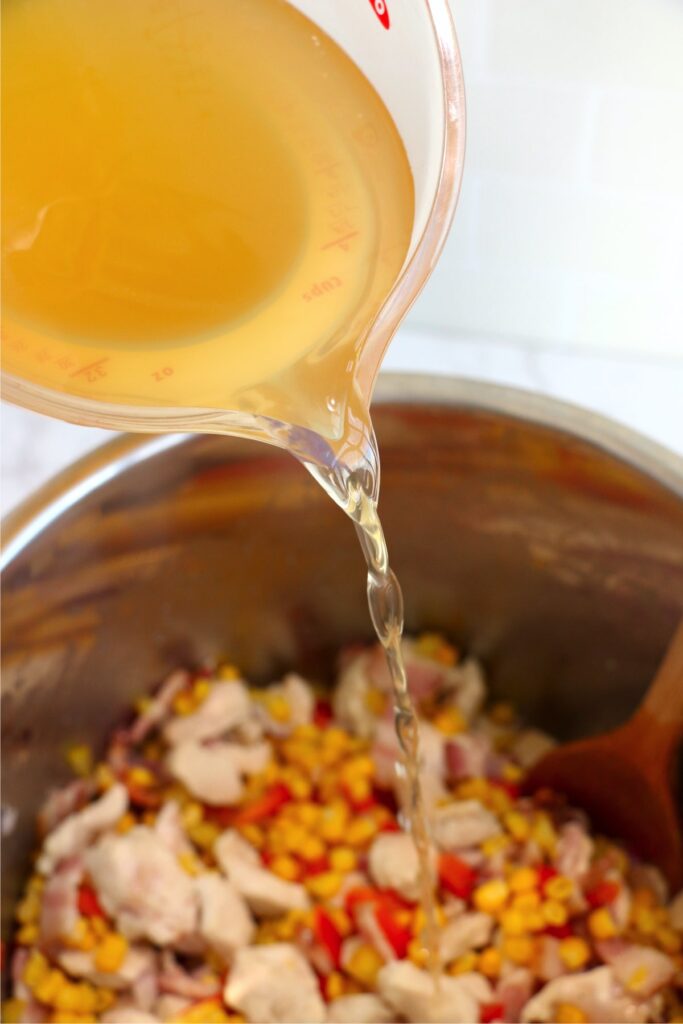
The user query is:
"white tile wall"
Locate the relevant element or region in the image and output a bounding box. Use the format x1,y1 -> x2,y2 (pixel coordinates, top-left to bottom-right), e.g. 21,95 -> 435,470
407,0 -> 683,357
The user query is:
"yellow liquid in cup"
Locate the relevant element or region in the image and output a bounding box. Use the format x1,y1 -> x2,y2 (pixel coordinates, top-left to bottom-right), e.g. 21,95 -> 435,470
1,0 -> 413,437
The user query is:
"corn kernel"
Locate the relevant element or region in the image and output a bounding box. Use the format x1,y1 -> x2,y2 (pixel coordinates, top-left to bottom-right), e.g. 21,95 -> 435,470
34,968 -> 67,1004
90,917 -> 108,939
346,816 -> 378,847
326,972 -> 345,1000
265,693 -> 292,723
300,835 -> 326,862
51,1013 -> 97,1024
181,801 -> 204,829
16,923 -> 39,945
657,926 -> 682,954
217,663 -> 240,680
633,886 -> 656,907
94,933 -> 128,973
633,905 -> 657,936
283,771 -> 313,800
500,909 -> 527,935
173,692 -> 196,716
188,822 -> 220,849
292,803 -> 321,828
509,867 -> 539,893
559,937 -> 591,971
129,765 -> 155,787
481,834 -> 512,857
473,878 -> 510,914
176,1000 -> 232,1024
239,823 -> 264,850
365,688 -> 387,715
490,701 -> 516,725
344,777 -> 372,804
320,803 -> 349,844
329,847 -> 357,873
502,762 -> 523,783
449,951 -> 478,975
328,907 -> 352,936
478,947 -> 502,978
193,678 -> 211,702
531,813 -> 557,854
408,938 -> 429,967
412,905 -> 445,937
433,707 -> 466,735
270,856 -> 301,882
542,900 -> 569,927
502,935 -> 535,966
65,743 -> 93,777
95,764 -> 115,791
305,872 -> 343,900
588,908 -> 618,940
512,891 -> 541,912
346,754 -> 375,779
65,918 -> 97,952
504,811 -> 531,842
115,812 -> 136,835
2,1000 -> 26,1024
545,875 -> 574,902
325,727 -> 352,750
27,874 -> 45,895
346,943 -> 384,986
556,1005 -> 588,1024
523,909 -> 547,933
178,851 -> 204,877
626,966 -> 650,994
23,949 -> 49,990
15,892 -> 41,925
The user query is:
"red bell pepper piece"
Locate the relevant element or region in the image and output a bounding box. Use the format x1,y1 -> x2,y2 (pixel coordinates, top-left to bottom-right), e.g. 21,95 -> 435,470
77,884 -> 105,918
230,783 -> 293,826
544,923 -> 573,939
480,1002 -> 504,1023
491,778 -> 520,799
374,903 -> 411,959
313,700 -> 333,728
585,880 -> 620,908
301,854 -> 330,876
438,853 -> 476,900
345,886 -> 406,913
345,886 -> 381,914
536,865 -> 558,892
313,907 -> 343,968
379,817 -> 401,833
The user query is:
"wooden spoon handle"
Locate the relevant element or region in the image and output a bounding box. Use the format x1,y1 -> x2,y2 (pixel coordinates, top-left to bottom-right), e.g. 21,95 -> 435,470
622,619 -> 683,768
641,619 -> 683,725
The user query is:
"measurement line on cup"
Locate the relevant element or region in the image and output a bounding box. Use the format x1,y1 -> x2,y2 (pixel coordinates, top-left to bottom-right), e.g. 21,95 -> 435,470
321,231 -> 359,252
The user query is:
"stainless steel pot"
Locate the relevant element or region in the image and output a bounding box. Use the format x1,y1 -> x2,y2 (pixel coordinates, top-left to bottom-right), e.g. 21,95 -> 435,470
3,375 -> 683,935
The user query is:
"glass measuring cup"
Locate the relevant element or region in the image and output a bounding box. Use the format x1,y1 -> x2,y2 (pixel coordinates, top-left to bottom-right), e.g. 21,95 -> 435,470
2,0 -> 465,479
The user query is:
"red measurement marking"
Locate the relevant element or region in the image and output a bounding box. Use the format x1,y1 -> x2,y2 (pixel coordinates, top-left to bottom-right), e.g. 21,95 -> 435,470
70,358 -> 109,383
368,0 -> 390,29
151,366 -> 174,382
302,277 -> 342,302
321,231 -> 359,252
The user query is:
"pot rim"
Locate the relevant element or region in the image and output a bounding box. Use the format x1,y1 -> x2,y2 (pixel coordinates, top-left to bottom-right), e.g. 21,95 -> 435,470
3,372 -> 682,570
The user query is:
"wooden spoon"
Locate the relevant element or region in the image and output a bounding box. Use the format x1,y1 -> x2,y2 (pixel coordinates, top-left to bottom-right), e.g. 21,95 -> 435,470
524,620 -> 683,890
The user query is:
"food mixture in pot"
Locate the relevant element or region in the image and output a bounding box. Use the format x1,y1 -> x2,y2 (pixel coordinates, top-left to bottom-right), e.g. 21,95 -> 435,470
6,636 -> 683,1024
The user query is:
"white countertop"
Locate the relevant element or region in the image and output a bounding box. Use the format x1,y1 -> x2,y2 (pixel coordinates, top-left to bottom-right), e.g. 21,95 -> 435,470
2,327 -> 682,515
